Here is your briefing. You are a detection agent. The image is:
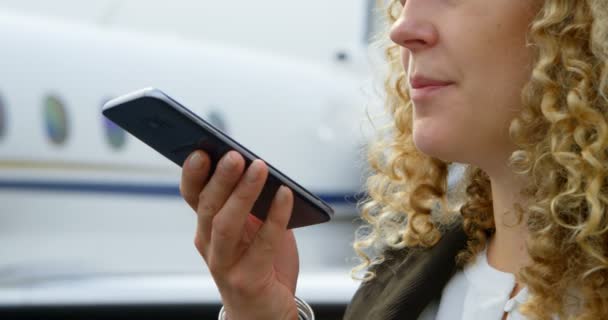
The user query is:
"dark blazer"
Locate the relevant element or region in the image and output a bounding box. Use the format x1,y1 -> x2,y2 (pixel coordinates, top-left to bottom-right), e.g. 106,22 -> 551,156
342,223 -> 468,320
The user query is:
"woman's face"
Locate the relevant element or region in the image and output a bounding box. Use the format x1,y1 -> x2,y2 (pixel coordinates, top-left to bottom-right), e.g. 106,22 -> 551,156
390,0 -> 541,168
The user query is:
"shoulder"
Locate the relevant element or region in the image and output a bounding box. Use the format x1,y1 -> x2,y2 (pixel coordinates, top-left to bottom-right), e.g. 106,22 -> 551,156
343,223 -> 467,320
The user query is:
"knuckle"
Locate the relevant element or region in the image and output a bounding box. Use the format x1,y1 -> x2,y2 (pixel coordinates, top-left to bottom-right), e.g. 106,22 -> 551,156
212,216 -> 232,240
193,233 -> 206,255
196,191 -> 206,204
202,203 -> 219,217
198,193 -> 219,214
233,187 -> 255,203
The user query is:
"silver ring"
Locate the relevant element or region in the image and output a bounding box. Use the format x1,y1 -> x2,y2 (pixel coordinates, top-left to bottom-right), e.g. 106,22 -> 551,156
295,295 -> 315,320
218,296 -> 315,320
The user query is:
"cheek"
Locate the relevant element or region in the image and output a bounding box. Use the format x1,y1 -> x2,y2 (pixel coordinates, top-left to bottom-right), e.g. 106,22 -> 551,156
458,21 -> 534,129
464,56 -> 530,140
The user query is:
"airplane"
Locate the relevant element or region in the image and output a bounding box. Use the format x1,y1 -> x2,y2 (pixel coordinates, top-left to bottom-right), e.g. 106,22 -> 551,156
0,7 -> 378,319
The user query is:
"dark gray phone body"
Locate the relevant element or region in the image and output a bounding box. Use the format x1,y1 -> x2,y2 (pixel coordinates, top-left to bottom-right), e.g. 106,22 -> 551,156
102,88 -> 333,229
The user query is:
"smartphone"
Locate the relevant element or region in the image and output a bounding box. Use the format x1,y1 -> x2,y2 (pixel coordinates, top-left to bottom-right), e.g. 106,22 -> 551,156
102,88 -> 333,228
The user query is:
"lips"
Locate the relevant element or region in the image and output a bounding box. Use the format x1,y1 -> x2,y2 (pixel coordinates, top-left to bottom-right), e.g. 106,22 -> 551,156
409,76 -> 453,89
408,75 -> 454,102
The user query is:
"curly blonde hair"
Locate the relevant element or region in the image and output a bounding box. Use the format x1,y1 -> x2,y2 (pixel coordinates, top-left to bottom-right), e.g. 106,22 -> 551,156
351,0 -> 608,319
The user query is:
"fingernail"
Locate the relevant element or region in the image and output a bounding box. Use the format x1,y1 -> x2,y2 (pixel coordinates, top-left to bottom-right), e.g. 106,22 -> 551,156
246,160 -> 262,183
188,152 -> 204,170
222,152 -> 237,170
278,186 -> 289,203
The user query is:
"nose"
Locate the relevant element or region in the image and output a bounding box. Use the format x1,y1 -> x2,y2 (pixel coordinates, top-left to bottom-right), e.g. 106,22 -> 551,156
389,2 -> 438,53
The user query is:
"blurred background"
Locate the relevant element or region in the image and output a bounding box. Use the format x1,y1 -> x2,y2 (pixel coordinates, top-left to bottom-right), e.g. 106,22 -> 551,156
0,0 -> 388,319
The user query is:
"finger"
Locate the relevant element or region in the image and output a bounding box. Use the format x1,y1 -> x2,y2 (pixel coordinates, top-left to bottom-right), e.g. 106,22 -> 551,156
195,151 -> 245,255
242,186 -> 294,271
209,159 -> 268,267
180,151 -> 211,212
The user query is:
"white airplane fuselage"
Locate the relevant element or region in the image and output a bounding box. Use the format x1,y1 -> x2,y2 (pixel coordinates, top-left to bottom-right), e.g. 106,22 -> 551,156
0,10 -> 367,213
0,10 -> 370,307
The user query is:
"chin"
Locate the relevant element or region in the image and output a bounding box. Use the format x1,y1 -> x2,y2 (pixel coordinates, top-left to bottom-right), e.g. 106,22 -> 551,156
412,125 -> 461,163
414,139 -> 448,162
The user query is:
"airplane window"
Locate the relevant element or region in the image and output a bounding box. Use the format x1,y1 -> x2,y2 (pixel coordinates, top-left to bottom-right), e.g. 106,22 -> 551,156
43,95 -> 69,145
0,92 -> 5,140
101,98 -> 127,149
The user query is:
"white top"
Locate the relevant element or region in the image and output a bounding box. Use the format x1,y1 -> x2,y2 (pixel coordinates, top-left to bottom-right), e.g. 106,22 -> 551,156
417,245 -> 551,320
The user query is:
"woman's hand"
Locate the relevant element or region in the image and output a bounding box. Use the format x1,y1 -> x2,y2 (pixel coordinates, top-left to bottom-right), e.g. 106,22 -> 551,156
180,150 -> 300,320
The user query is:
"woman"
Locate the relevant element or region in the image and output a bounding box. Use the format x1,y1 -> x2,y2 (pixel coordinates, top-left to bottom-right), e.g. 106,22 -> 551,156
179,0 -> 608,319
